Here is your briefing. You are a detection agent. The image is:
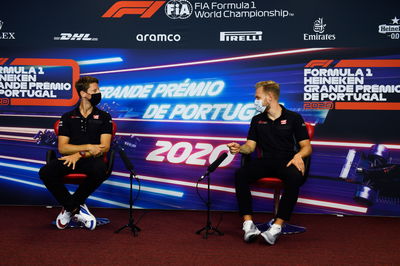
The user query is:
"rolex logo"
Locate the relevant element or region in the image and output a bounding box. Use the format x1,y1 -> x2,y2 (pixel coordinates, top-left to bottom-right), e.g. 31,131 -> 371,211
0,20 -> 16,39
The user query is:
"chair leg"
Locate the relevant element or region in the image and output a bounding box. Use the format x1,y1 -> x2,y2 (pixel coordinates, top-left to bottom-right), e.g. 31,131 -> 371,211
273,188 -> 280,217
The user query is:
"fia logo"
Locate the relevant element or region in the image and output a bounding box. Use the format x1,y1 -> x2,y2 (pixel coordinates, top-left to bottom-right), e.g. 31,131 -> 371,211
313,18 -> 326,34
165,0 -> 192,19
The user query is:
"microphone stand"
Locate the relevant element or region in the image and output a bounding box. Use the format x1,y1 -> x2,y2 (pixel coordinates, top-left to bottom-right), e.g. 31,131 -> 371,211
195,171 -> 224,239
114,150 -> 141,236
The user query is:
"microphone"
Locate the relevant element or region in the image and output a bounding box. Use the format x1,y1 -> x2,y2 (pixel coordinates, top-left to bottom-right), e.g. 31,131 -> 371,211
207,152 -> 228,173
200,152 -> 228,180
119,148 -> 135,174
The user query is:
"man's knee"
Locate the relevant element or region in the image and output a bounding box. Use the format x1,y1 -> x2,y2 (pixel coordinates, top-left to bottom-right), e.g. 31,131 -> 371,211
39,160 -> 66,180
281,165 -> 306,187
39,165 -> 50,181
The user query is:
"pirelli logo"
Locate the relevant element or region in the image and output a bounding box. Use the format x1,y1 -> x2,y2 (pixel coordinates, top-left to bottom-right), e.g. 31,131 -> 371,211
220,31 -> 263,42
102,1 -> 166,18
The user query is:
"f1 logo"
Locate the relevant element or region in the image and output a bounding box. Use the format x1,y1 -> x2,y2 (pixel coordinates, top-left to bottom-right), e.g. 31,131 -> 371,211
102,1 -> 166,18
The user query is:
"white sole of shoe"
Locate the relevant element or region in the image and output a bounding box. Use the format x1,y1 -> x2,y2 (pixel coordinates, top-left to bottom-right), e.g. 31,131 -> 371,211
261,232 -> 277,245
245,233 -> 260,243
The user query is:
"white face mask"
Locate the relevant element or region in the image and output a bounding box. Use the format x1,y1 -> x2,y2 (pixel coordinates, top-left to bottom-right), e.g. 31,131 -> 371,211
254,99 -> 266,113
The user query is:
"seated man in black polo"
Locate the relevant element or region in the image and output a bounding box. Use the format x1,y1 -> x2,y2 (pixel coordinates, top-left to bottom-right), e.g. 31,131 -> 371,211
39,76 -> 113,230
227,81 -> 312,245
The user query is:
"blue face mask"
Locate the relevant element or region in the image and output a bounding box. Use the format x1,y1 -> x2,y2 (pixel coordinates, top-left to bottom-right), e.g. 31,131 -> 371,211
254,99 -> 266,113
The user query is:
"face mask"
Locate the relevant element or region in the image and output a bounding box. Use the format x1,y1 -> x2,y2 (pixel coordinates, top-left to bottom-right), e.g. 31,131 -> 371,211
254,99 -> 266,113
89,93 -> 101,106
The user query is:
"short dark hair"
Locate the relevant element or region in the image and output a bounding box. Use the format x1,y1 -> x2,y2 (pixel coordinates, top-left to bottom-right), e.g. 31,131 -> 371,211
255,80 -> 280,99
75,76 -> 99,97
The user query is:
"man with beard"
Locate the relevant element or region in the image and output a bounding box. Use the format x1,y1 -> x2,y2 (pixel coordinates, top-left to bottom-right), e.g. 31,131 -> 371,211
227,81 -> 312,245
39,76 -> 113,230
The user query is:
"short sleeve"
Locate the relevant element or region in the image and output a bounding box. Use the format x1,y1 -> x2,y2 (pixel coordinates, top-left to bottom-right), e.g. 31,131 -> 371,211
247,117 -> 258,142
293,114 -> 309,142
58,113 -> 70,137
100,113 -> 113,135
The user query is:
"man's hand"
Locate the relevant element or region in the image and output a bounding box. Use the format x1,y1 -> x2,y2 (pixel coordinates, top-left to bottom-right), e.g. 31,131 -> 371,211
87,144 -> 105,157
227,142 -> 241,154
59,153 -> 81,170
286,154 -> 305,175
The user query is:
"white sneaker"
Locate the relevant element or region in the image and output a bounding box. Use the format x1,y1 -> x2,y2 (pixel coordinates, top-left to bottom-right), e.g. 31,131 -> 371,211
74,204 -> 96,230
261,223 -> 282,245
56,208 -> 72,229
242,220 -> 261,242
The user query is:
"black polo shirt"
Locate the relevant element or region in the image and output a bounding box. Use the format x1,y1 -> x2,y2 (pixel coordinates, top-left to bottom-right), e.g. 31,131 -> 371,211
247,105 -> 309,159
58,106 -> 113,145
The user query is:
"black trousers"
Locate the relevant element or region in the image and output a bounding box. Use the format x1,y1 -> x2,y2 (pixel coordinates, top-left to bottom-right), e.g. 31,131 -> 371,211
235,157 -> 307,221
39,157 -> 108,212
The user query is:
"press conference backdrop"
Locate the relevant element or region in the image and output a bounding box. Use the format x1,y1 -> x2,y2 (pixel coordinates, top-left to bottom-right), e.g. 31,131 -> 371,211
1,0 -> 400,217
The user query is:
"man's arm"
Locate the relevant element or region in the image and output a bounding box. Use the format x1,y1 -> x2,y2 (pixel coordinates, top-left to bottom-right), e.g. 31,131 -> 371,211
286,139 -> 312,175
58,136 -> 104,157
296,139 -> 312,159
227,140 -> 257,155
99,133 -> 112,153
58,133 -> 112,169
58,133 -> 112,157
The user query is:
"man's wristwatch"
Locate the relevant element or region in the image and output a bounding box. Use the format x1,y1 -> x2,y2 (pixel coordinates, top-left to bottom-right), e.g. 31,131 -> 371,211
79,151 -> 86,158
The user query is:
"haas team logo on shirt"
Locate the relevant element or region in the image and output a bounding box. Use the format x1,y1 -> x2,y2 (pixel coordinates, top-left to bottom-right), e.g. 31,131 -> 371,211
280,120 -> 287,125
93,115 -> 99,119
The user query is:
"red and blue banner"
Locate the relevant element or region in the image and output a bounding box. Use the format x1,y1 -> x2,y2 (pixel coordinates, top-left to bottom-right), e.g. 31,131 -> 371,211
1,0 -> 400,217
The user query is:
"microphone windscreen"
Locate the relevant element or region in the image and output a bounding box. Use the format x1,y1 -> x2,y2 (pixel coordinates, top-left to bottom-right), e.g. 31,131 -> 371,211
207,152 -> 228,173
119,148 -> 134,171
